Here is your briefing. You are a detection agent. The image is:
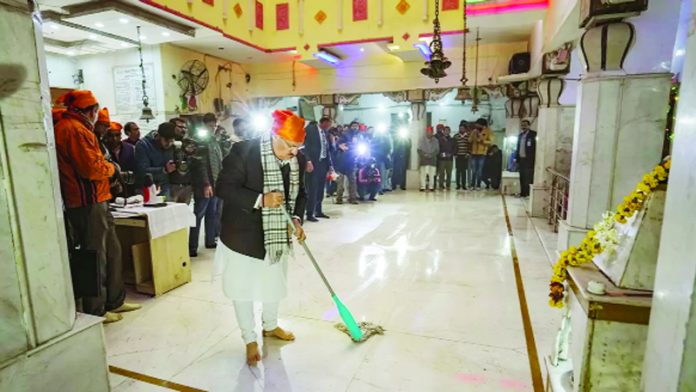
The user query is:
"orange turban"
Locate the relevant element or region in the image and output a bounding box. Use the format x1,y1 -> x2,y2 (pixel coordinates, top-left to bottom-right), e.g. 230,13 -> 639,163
51,108 -> 66,125
56,90 -> 98,110
271,110 -> 305,143
98,107 -> 110,124
108,121 -> 123,133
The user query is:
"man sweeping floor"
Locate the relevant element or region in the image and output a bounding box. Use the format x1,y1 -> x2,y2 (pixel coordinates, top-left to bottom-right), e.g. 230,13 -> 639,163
215,109 -> 307,366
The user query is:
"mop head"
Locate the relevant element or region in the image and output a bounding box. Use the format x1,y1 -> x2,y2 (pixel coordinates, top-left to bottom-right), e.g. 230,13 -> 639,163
335,321 -> 385,342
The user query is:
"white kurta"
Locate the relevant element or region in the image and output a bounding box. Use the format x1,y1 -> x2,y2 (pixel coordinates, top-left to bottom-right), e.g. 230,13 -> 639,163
215,242 -> 289,302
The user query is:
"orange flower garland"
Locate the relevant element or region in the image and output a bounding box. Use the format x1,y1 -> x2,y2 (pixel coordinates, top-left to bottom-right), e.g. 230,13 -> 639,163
549,158 -> 671,308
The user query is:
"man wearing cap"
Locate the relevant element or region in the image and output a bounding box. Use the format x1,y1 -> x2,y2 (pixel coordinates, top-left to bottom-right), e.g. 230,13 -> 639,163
54,90 -> 141,323
104,121 -> 137,198
215,109 -> 307,366
134,122 -> 177,198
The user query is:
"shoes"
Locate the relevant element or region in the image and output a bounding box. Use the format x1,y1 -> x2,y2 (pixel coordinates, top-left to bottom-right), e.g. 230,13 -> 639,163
316,213 -> 330,219
428,189 -> 435,192
456,186 -> 461,190
103,312 -> 123,324
205,243 -> 217,249
368,197 -> 377,201
349,200 -> 359,205
420,189 -> 425,192
336,199 -> 343,204
306,216 -> 319,222
379,191 -> 384,195
189,250 -> 198,257
112,303 -> 142,313
401,187 -> 406,190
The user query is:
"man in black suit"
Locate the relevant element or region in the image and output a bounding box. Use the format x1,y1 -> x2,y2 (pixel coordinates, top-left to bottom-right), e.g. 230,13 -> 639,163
304,117 -> 333,221
515,119 -> 537,198
215,110 -> 307,366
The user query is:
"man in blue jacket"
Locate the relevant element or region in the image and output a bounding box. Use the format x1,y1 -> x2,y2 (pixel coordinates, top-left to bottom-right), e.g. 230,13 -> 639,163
135,122 -> 176,198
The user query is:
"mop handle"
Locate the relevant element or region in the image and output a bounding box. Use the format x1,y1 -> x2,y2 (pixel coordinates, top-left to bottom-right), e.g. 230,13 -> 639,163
280,206 -> 337,297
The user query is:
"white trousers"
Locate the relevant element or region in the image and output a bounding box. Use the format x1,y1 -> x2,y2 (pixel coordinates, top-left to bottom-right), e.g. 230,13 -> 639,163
420,165 -> 436,190
233,300 -> 279,344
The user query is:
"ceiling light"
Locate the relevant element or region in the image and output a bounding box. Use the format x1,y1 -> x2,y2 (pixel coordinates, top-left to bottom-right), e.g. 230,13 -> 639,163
313,50 -> 341,65
94,22 -> 104,28
119,18 -> 129,24
67,50 -> 76,56
398,127 -> 409,138
89,34 -> 97,39
161,31 -> 170,37
360,47 -> 365,52
676,49 -> 686,57
139,35 -> 147,40
439,101 -> 445,107
398,112 -> 405,119
289,49 -> 298,54
387,44 -> 400,51
376,123 -> 387,134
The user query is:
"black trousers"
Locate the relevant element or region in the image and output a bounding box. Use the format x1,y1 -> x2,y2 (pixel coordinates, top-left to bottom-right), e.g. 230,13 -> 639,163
392,156 -> 407,189
306,158 -> 329,217
455,155 -> 469,189
65,202 -> 125,316
518,157 -> 534,197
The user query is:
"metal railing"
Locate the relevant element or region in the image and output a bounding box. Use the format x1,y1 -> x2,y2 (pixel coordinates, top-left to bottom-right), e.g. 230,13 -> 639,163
546,168 -> 570,233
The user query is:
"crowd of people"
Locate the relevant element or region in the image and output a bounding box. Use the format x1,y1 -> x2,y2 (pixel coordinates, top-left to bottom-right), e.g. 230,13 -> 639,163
50,88 -> 522,327
418,118 -> 503,192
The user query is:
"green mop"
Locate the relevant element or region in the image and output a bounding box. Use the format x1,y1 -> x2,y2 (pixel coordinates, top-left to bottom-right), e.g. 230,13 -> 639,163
281,206 -> 383,343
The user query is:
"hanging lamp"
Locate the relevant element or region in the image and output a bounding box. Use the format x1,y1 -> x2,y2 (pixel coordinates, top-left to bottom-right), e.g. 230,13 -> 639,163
420,0 -> 451,83
471,27 -> 481,113
137,26 -> 155,122
458,0 -> 471,101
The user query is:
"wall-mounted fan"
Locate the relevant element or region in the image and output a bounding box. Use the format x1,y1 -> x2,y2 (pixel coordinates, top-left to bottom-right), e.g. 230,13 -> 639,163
178,59 -> 209,111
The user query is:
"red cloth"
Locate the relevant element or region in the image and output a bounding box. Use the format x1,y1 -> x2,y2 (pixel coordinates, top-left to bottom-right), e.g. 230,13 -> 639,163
54,112 -> 114,208
109,121 -> 123,133
56,90 -> 98,109
272,110 -> 306,143
97,107 -> 110,124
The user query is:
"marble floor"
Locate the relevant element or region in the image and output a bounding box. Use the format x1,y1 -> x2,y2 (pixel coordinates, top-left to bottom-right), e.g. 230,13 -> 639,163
105,190 -> 562,392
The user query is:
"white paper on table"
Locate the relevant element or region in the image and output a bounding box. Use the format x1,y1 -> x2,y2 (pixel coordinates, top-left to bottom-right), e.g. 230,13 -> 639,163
112,203 -> 196,239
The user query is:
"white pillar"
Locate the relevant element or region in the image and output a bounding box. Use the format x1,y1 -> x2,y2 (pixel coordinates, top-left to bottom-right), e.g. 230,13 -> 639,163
642,1 -> 696,390
0,2 -> 109,390
559,17 -> 673,249
406,101 -> 426,189
528,105 -> 575,217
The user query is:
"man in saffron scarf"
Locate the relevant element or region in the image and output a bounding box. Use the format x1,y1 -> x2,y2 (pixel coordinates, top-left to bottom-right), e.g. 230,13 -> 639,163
215,110 -> 307,366
54,90 -> 141,323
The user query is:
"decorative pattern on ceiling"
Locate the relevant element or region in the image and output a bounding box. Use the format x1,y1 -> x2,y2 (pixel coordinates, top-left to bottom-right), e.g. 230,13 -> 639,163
315,10 -> 327,24
353,0 -> 368,21
255,0 -> 263,30
276,3 -> 289,30
233,3 -> 242,18
396,0 -> 410,15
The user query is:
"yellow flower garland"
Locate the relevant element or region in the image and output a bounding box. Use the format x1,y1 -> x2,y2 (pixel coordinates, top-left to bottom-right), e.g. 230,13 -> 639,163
549,159 -> 671,308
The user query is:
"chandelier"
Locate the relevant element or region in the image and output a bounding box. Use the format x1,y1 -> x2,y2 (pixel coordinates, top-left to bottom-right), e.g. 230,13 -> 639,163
137,25 -> 155,122
420,0 -> 451,83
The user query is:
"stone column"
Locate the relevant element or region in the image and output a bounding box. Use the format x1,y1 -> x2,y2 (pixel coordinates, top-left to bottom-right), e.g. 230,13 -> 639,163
528,78 -> 576,217
558,17 -> 672,250
642,1 -> 696,389
0,2 -> 109,390
406,101 -> 426,189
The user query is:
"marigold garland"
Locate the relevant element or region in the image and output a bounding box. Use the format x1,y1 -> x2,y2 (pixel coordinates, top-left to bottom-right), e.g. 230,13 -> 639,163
549,159 -> 671,308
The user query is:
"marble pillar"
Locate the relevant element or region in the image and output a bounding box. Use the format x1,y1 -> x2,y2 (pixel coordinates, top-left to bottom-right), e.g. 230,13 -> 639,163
0,2 -> 109,390
562,73 -> 670,235
528,77 -> 576,217
642,1 -> 696,389
406,101 -> 426,189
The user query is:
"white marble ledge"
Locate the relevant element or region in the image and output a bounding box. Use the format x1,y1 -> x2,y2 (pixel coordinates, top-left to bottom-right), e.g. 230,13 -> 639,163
581,72 -> 672,83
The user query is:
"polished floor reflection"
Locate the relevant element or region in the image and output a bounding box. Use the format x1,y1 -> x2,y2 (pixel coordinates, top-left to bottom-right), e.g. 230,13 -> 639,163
106,190 -> 560,392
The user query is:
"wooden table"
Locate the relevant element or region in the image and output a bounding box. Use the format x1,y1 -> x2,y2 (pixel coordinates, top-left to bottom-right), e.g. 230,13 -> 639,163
113,204 -> 194,296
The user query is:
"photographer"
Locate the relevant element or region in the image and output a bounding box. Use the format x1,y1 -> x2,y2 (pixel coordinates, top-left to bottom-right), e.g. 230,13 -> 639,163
135,122 -> 176,199
169,117 -> 195,204
189,113 -> 224,257
103,121 -> 136,197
